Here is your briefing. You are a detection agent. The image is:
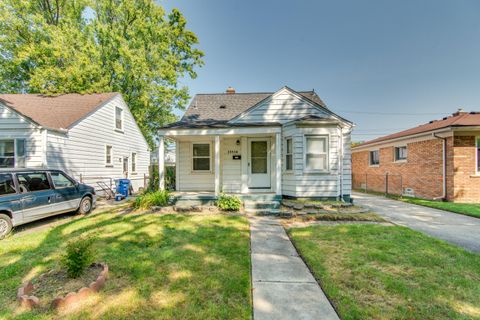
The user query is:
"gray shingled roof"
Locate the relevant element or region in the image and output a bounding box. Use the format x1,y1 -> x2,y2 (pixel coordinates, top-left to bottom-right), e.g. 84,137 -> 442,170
181,90 -> 327,122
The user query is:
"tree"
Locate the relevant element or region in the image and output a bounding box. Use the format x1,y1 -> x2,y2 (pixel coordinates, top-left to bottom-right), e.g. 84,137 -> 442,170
0,0 -> 204,146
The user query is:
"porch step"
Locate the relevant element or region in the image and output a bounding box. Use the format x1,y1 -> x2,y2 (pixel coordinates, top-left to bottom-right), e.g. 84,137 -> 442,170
244,201 -> 281,210
244,200 -> 281,216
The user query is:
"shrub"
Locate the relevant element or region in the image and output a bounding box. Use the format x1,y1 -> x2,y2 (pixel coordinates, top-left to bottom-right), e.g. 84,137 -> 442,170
62,236 -> 96,278
216,193 -> 242,211
133,190 -> 170,209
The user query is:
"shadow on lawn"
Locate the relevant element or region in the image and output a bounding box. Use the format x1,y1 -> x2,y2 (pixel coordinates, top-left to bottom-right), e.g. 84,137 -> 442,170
0,210 -> 251,320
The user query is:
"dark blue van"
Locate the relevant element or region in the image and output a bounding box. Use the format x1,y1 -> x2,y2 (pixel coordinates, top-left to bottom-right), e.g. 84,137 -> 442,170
0,169 -> 96,239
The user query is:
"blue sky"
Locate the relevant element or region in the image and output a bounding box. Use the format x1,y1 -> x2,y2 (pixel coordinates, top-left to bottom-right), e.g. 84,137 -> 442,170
162,0 -> 480,141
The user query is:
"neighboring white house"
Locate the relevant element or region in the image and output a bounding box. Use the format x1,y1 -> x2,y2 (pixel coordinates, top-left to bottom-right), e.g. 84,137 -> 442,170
158,86 -> 354,201
0,93 -> 150,191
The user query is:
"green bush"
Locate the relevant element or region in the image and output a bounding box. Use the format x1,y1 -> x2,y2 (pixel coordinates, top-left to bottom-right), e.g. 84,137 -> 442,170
133,190 -> 170,209
216,193 -> 242,211
62,236 -> 96,278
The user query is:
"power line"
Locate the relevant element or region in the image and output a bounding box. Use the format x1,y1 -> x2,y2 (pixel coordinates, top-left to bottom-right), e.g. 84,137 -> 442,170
335,109 -> 450,116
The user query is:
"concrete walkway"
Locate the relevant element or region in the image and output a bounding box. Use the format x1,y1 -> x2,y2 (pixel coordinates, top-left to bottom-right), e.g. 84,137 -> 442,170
353,192 -> 480,253
249,216 -> 339,320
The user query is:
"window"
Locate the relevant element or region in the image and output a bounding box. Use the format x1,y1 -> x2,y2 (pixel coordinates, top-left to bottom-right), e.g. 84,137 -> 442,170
285,138 -> 293,171
131,152 -> 137,173
16,172 -> 51,192
192,143 -> 210,171
395,146 -> 407,161
115,106 -> 123,130
0,173 -> 16,196
369,150 -> 379,166
477,137 -> 480,173
105,145 -> 113,166
50,172 -> 75,188
304,136 -> 328,171
0,139 -> 26,168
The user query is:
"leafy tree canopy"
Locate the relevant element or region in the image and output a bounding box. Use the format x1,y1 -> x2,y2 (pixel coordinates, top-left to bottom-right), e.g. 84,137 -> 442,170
0,0 -> 204,147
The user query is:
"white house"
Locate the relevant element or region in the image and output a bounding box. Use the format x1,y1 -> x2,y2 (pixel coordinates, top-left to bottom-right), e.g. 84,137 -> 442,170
158,86 -> 353,203
0,93 -> 150,191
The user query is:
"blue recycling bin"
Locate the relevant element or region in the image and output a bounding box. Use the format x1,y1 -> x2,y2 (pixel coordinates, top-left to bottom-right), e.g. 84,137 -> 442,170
116,179 -> 131,198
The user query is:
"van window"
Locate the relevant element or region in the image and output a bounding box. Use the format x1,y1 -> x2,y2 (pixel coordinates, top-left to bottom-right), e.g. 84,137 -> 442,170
0,173 -> 16,196
50,172 -> 75,188
16,172 -> 51,192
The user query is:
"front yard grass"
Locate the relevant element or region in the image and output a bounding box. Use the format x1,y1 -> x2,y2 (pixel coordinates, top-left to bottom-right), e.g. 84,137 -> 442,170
289,224 -> 480,320
0,209 -> 251,319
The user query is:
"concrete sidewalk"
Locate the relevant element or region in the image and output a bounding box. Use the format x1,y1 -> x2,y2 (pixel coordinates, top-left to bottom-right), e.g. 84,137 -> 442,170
353,192 -> 480,253
249,216 -> 339,320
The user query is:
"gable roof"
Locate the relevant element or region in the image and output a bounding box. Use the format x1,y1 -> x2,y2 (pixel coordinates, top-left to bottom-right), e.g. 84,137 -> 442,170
181,89 -> 327,122
0,93 -> 119,130
356,111 -> 480,147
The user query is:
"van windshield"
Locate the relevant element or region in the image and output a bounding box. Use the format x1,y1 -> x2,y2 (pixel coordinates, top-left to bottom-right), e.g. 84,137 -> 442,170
0,173 -> 16,196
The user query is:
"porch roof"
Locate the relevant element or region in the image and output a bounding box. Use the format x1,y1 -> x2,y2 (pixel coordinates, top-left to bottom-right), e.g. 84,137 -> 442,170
159,121 -> 282,136
161,120 -> 281,129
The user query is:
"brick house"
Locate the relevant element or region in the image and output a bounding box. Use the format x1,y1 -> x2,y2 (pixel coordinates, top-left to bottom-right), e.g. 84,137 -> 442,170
351,110 -> 480,203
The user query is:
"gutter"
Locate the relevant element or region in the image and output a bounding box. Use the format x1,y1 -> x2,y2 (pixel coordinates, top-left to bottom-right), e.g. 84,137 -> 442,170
432,133 -> 447,200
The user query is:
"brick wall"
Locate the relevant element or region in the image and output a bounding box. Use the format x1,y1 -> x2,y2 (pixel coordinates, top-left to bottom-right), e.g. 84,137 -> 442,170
452,135 -> 480,203
352,138 -> 447,199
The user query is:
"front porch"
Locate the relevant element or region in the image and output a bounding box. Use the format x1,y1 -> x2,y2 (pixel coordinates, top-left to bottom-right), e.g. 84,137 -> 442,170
158,125 -> 283,196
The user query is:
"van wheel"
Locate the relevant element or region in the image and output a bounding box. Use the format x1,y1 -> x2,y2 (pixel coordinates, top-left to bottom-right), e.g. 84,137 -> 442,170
0,214 -> 12,240
78,197 -> 93,214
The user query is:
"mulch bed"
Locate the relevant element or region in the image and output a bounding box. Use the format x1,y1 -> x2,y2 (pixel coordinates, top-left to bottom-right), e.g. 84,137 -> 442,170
31,264 -> 102,308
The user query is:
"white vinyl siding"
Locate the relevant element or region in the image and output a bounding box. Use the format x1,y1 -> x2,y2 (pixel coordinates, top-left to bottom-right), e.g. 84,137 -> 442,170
0,103 -> 45,168
230,89 -> 330,124
281,122 -> 351,198
177,140 -> 214,191
45,95 -> 149,191
221,138 -> 242,193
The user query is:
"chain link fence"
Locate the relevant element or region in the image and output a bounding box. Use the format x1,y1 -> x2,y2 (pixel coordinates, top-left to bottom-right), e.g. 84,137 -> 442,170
353,173 -> 444,199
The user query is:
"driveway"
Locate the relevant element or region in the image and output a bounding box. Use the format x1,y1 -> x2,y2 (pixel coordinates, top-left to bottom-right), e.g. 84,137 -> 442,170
353,192 -> 480,253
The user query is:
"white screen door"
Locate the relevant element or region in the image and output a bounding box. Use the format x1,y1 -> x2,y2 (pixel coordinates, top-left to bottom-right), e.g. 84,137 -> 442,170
248,139 -> 271,189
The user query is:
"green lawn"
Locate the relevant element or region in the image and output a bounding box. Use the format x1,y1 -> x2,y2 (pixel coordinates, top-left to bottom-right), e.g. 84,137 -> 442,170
0,210 -> 251,319
289,224 -> 480,320
394,196 -> 480,219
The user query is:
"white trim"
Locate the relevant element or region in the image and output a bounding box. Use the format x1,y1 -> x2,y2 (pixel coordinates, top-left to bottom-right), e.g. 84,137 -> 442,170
105,145 -> 113,167
394,145 -> 408,163
159,126 -> 281,136
158,136 -> 165,189
214,136 -> 220,195
303,134 -> 329,173
369,149 -> 380,166
114,105 -> 124,132
275,132 -> 282,195
175,141 -> 180,191
191,141 -> 213,173
131,152 -> 137,174
284,137 -> 293,172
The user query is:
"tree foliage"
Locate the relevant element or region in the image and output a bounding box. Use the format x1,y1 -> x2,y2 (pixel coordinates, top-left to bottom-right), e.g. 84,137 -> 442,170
0,0 -> 204,146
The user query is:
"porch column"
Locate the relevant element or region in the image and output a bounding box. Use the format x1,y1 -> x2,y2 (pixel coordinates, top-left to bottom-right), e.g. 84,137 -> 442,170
214,135 -> 220,195
158,135 -> 165,190
275,132 -> 282,195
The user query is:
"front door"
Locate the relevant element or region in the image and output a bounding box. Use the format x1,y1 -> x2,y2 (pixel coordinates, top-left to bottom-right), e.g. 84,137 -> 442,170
248,139 -> 271,189
123,157 -> 129,178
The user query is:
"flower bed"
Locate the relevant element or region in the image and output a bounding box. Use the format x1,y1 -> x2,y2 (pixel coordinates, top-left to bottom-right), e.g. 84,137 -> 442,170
17,262 -> 108,310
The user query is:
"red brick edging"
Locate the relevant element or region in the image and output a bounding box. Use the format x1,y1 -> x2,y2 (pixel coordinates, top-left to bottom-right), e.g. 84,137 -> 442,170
17,263 -> 109,310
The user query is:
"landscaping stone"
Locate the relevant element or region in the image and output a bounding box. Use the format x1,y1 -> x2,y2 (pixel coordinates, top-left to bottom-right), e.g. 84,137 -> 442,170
191,205 -> 203,212
18,263 -> 109,311
304,203 -> 315,208
282,201 -> 294,208
314,204 -> 324,209
173,205 -> 192,213
293,204 -> 304,210
306,209 -> 317,215
280,211 -> 293,218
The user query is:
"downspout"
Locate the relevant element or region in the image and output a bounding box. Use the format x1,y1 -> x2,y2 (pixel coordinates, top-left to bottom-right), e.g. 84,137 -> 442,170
432,133 -> 447,201
338,127 -> 344,201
